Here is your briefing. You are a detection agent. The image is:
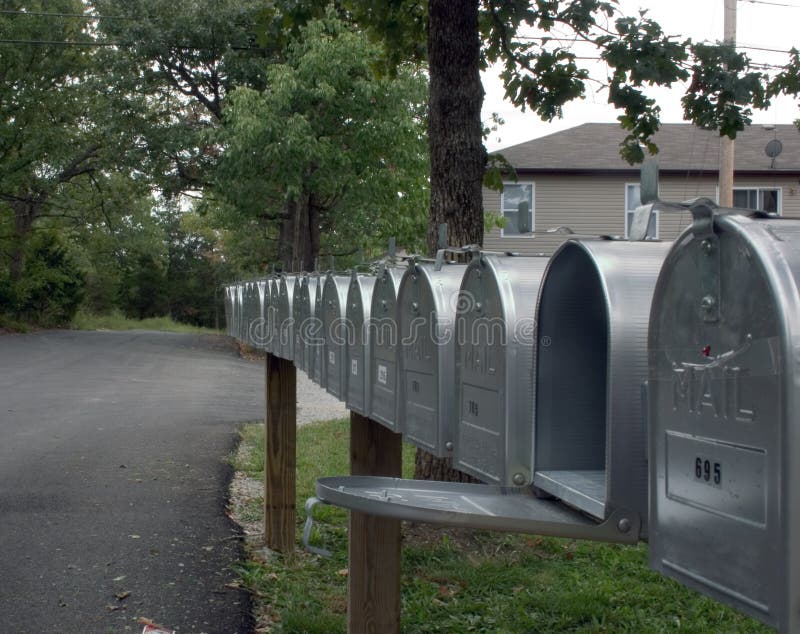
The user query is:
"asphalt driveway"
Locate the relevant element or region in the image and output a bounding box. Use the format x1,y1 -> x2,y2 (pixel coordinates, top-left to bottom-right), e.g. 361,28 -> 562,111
0,330 -> 263,633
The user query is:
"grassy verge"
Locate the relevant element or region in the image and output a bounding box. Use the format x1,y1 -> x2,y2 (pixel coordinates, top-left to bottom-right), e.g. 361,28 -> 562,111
232,420 -> 769,633
71,309 -> 219,334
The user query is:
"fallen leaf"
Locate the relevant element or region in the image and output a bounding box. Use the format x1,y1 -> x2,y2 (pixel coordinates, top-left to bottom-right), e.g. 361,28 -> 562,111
112,575 -> 126,582
106,604 -> 124,612
115,591 -> 131,601
336,568 -> 349,577
129,535 -> 141,539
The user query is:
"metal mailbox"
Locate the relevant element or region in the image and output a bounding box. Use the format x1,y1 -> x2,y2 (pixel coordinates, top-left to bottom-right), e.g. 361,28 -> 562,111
275,274 -> 297,361
255,279 -> 268,350
648,203 -> 800,630
311,274 -> 326,387
292,275 -> 310,372
454,254 -> 548,486
368,266 -> 405,430
235,283 -> 244,343
322,273 -> 351,400
224,286 -> 234,338
397,259 -> 466,456
533,239 -> 670,530
345,273 -> 377,415
267,277 -> 280,354
243,281 -> 257,347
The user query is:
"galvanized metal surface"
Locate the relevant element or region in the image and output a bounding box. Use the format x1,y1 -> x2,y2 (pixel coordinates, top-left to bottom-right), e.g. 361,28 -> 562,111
345,274 -> 377,416
397,260 -> 466,456
292,275 -> 308,371
368,266 -> 404,430
315,476 -> 639,544
455,254 -> 548,486
533,239 -> 670,531
276,275 -> 297,361
322,274 -> 351,400
311,275 -> 326,387
648,212 -> 800,631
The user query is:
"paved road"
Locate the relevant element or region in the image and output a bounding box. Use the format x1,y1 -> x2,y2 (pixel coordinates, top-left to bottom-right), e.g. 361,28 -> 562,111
0,330 -> 264,633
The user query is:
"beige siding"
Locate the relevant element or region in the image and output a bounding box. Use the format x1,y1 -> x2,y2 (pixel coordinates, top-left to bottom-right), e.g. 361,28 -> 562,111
483,173 -> 800,256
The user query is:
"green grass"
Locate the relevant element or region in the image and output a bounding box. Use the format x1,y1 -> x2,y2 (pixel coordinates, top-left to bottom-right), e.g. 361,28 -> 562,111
71,309 -> 219,334
234,420 -> 769,633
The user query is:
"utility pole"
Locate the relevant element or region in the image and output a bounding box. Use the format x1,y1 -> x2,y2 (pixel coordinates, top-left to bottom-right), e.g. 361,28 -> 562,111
718,0 -> 737,206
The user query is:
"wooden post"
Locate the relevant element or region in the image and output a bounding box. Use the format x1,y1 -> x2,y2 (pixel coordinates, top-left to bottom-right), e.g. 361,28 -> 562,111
348,411 -> 402,634
264,351 -> 297,553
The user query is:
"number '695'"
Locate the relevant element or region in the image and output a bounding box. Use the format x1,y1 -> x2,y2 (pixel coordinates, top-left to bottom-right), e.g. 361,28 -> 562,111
695,457 -> 722,486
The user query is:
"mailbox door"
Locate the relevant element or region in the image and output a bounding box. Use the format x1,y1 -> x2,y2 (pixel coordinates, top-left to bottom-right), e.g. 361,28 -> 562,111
306,276 -> 321,378
346,276 -> 376,416
293,276 -> 307,371
398,263 -> 464,456
257,280 -> 268,350
268,279 -> 280,354
455,255 -> 547,486
369,268 -> 403,430
323,275 -> 350,400
649,215 -> 790,628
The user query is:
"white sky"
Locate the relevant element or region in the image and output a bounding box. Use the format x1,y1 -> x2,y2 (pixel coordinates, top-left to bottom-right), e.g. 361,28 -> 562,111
482,0 -> 800,152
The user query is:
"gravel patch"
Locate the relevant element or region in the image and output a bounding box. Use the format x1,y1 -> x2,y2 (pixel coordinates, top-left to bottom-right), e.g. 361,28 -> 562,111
296,371 -> 349,425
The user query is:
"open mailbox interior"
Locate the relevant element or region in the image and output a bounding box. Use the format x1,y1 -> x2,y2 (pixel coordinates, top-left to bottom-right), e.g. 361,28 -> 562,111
534,244 -> 609,520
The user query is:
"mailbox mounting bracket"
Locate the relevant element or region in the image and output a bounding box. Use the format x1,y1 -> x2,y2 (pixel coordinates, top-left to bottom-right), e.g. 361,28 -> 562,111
315,476 -> 641,544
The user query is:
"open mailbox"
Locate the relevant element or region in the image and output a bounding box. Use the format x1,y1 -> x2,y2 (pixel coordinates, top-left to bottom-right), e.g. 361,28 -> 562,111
533,239 -> 669,530
369,266 -> 404,430
648,203 -> 799,631
454,254 -> 548,486
397,259 -> 465,456
322,274 -> 351,399
345,273 -> 377,416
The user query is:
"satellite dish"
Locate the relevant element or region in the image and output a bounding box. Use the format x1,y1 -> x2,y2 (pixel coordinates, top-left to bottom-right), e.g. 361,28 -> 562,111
765,139 -> 783,159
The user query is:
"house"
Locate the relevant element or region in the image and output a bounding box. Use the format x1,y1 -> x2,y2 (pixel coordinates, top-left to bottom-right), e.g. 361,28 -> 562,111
483,122 -> 800,254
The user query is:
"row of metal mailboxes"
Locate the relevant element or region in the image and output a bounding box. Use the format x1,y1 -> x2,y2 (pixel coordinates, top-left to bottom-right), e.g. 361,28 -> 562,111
225,203 -> 800,631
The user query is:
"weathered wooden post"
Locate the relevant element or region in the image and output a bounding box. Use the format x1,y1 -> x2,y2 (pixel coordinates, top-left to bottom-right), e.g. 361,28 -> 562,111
348,412 -> 402,634
264,350 -> 297,553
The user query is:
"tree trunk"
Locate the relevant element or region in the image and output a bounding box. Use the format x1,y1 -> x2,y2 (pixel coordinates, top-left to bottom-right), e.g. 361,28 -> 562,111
426,0 -> 486,255
9,200 -> 37,282
414,0 -> 486,483
278,192 -> 320,272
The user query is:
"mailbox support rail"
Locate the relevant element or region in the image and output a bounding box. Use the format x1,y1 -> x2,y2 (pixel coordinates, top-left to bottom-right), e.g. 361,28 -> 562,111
316,476 -> 641,545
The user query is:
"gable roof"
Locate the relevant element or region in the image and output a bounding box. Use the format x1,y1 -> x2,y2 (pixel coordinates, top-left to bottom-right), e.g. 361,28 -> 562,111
495,122 -> 800,175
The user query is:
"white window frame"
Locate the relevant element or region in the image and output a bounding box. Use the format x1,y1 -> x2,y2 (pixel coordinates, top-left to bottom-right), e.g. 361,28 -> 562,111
500,181 -> 535,238
624,182 -> 659,240
731,186 -> 782,214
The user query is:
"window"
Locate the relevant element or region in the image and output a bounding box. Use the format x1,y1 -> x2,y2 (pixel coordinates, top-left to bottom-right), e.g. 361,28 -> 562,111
501,183 -> 534,236
625,183 -> 658,239
733,187 -> 781,214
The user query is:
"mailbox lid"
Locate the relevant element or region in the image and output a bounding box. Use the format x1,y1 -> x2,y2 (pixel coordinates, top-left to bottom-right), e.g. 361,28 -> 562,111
398,261 -> 466,456
323,274 -> 351,400
267,278 -> 280,354
534,239 -> 670,524
455,254 -> 548,486
648,214 -> 800,629
346,274 -> 377,415
369,267 -> 404,430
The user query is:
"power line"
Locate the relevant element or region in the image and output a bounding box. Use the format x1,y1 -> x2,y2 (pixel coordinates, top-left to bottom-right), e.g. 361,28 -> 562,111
0,38 -> 264,52
739,0 -> 800,7
0,9 -> 131,20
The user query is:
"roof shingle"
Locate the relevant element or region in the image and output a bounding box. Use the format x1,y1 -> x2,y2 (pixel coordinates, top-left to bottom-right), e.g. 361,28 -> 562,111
495,122 -> 800,174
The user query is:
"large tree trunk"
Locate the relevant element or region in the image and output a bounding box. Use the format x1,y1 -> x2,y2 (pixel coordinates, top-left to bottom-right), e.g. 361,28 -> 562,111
426,0 -> 486,255
277,192 -> 320,272
9,200 -> 37,282
414,0 -> 486,482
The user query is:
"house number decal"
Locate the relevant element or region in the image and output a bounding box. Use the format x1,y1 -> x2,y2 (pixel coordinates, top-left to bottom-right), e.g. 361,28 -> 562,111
695,456 -> 722,486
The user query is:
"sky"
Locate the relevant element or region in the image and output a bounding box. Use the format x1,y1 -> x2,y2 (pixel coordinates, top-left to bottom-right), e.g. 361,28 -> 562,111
481,0 -> 800,152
